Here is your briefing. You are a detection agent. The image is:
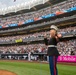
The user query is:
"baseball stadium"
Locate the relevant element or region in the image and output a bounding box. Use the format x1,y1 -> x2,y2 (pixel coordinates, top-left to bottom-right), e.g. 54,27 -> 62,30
0,0 -> 76,75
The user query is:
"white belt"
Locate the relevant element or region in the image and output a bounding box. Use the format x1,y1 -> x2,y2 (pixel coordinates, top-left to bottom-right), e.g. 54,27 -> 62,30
48,45 -> 57,48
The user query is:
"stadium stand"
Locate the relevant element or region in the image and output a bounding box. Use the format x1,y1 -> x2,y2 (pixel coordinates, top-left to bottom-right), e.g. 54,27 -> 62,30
0,0 -> 76,61
0,0 -> 76,28
0,39 -> 76,55
0,26 -> 76,42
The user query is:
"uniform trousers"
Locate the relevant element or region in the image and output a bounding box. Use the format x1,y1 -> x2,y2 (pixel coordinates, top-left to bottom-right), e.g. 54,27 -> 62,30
49,56 -> 58,75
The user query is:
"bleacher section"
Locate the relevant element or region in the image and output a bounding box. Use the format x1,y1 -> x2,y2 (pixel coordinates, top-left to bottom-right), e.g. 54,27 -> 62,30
0,0 -> 76,60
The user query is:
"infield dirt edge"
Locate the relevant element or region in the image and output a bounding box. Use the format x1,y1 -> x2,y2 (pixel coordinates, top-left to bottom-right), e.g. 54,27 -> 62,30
0,69 -> 17,75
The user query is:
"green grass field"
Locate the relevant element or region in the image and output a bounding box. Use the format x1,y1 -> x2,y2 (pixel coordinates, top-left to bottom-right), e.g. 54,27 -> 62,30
0,61 -> 76,75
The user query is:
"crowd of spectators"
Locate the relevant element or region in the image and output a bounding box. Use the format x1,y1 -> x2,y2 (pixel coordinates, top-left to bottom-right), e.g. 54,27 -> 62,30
0,32 -> 46,42
0,26 -> 76,56
0,0 -> 76,57
58,26 -> 76,36
0,13 -> 75,34
0,44 -> 47,54
0,0 -> 76,27
58,39 -> 76,55
0,39 -> 76,56
0,26 -> 76,42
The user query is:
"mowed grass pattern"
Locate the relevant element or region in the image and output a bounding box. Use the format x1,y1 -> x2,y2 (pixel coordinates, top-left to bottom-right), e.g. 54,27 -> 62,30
0,61 -> 76,75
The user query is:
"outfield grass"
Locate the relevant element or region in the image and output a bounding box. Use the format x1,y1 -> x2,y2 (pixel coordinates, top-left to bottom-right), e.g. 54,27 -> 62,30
0,61 -> 76,75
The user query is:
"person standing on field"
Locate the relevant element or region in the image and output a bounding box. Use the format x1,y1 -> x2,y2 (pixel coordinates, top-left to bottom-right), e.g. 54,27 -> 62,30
44,25 -> 62,75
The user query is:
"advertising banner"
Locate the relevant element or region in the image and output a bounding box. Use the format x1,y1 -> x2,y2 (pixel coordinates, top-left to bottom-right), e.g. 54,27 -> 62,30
15,38 -> 23,43
8,23 -> 18,27
24,19 -> 34,24
58,56 -> 76,62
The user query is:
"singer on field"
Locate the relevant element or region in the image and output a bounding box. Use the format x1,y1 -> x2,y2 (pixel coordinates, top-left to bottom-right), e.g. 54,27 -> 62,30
44,25 -> 62,75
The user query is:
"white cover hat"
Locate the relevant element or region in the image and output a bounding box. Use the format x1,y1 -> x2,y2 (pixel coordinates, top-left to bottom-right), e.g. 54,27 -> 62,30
50,25 -> 58,31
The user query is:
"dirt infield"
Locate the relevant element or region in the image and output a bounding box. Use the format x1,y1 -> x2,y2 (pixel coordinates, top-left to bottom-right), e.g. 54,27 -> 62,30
0,70 -> 17,75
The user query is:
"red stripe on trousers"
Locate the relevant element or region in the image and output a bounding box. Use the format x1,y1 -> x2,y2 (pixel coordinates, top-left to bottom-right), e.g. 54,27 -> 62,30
54,56 -> 56,75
